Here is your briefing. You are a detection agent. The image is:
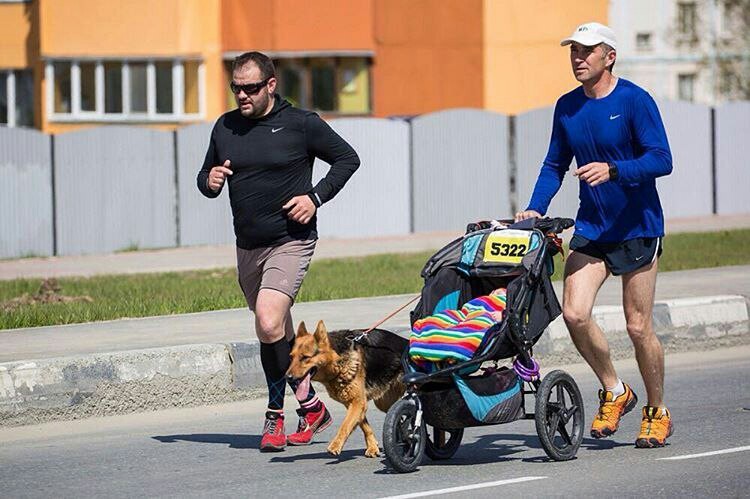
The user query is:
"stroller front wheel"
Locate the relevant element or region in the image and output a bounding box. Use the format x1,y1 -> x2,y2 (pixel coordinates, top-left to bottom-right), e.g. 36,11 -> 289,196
534,370 -> 584,461
383,398 -> 426,473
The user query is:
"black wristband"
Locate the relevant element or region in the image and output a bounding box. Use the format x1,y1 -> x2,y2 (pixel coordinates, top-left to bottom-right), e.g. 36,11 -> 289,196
608,162 -> 619,181
307,190 -> 322,208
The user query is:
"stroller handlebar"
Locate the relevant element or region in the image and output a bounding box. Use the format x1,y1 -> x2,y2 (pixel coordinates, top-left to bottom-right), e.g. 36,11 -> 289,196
466,217 -> 574,235
532,217 -> 575,234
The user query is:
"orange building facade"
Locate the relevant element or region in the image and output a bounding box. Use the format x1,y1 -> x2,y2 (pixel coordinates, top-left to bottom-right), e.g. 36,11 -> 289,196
0,0 -> 606,133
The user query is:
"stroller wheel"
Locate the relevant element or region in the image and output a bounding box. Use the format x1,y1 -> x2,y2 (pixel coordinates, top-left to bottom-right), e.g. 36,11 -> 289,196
534,370 -> 584,461
382,398 -> 426,473
425,426 -> 463,460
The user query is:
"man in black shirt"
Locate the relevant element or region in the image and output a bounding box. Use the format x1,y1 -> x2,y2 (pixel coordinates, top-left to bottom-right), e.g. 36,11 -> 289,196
197,52 -> 360,451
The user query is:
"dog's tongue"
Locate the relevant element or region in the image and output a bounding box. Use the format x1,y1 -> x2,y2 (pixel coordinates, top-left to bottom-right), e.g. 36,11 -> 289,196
295,373 -> 311,401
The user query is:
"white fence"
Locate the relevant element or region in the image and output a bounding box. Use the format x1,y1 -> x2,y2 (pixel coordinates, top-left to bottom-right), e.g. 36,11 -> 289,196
53,127 -> 176,256
0,128 -> 53,259
176,122 -> 235,247
412,109 -> 511,232
0,100 -> 746,258
715,102 -> 750,215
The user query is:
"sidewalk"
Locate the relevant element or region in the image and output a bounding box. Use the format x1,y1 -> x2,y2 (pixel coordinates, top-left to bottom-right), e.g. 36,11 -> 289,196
2,214 -> 749,281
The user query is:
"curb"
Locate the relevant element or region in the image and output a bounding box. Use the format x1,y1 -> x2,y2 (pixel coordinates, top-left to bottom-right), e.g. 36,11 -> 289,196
535,294 -> 750,355
1,294 -> 748,427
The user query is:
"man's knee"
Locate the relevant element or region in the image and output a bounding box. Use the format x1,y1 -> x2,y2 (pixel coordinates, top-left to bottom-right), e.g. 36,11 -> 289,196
562,304 -> 592,332
626,317 -> 654,343
255,311 -> 285,341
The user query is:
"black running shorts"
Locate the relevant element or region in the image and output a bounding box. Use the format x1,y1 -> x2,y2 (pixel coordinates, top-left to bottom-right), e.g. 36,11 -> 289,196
569,235 -> 663,276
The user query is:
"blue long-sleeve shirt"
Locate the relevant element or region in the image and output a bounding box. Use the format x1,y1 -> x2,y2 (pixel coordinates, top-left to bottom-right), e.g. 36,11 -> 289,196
526,79 -> 673,242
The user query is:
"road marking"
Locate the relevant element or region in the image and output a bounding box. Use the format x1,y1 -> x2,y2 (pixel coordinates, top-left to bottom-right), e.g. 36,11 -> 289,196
378,476 -> 547,499
657,445 -> 750,461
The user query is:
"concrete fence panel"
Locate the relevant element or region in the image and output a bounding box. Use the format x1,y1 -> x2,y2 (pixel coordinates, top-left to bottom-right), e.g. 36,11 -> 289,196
657,100 -> 713,220
54,126 -> 176,255
313,118 -> 411,238
176,122 -> 235,246
412,109 -> 510,232
0,128 -> 53,258
715,101 -> 750,215
514,106 -> 580,220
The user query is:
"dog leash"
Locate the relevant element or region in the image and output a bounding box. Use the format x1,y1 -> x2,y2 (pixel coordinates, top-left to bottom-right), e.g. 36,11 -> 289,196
353,294 -> 421,343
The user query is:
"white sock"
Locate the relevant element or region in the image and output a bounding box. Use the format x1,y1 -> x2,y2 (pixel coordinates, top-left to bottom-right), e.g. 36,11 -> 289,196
607,379 -> 625,398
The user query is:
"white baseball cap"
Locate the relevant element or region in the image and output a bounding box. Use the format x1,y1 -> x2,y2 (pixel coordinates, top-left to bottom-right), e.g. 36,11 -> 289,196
560,22 -> 617,50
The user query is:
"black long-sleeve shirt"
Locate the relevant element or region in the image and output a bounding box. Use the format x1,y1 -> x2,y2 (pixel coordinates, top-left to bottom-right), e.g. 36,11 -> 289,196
197,96 -> 360,249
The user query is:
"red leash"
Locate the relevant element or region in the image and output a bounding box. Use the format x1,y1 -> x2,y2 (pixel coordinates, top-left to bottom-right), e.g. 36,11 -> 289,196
354,294 -> 420,341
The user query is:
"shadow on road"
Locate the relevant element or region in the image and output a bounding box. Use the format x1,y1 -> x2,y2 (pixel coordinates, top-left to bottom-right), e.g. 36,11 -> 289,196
151,433 -> 261,449
269,447 -> 363,464
372,432 -> 634,471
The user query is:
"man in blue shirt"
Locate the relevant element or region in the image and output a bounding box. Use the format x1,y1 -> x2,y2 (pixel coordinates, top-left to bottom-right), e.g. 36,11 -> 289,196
516,22 -> 673,447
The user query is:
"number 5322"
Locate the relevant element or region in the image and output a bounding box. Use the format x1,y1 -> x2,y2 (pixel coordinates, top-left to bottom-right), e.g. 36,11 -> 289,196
482,232 -> 531,264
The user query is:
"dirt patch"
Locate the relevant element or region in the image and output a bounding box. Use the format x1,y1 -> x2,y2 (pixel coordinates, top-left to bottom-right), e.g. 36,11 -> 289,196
1,278 -> 94,312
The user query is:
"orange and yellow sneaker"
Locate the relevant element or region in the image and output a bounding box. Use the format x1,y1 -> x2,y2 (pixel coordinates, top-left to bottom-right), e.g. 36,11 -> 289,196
590,383 -> 638,438
636,406 -> 673,448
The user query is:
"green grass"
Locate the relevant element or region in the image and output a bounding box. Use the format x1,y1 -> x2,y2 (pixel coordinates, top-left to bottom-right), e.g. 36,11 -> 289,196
1,229 -> 748,330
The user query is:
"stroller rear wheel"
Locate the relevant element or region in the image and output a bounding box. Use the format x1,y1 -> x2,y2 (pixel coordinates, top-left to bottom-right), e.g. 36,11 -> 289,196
534,370 -> 584,461
425,426 -> 463,460
383,398 -> 426,473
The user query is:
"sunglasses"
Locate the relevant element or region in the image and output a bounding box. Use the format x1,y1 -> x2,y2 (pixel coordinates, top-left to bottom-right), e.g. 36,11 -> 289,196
230,77 -> 271,95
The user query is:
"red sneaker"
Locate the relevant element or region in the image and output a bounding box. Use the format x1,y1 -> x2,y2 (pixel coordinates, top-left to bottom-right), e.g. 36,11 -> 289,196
287,403 -> 333,446
260,411 -> 286,451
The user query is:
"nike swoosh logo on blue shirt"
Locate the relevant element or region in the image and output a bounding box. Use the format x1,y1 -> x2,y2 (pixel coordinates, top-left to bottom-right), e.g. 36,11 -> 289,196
609,114 -> 621,120
271,127 -> 284,133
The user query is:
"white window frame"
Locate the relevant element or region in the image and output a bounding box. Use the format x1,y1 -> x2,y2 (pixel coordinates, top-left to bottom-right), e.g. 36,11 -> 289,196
46,58 -> 205,123
2,70 -> 17,127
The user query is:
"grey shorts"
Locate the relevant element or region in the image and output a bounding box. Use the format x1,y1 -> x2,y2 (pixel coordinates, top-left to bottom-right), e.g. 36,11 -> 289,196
236,239 -> 316,310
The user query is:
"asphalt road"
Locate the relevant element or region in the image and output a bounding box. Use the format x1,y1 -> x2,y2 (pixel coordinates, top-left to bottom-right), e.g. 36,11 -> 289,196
1,346 -> 749,498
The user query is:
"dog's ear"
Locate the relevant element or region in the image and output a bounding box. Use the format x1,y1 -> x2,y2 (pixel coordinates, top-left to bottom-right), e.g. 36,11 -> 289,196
297,321 -> 309,336
313,320 -> 330,345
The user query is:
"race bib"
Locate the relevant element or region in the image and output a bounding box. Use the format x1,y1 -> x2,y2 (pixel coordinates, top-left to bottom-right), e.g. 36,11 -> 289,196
482,230 -> 532,264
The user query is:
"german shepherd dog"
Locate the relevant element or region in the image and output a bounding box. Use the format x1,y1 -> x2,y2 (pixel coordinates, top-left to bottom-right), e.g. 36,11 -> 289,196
286,321 -> 407,457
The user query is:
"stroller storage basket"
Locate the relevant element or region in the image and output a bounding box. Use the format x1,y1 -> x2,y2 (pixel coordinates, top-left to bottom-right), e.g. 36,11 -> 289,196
419,367 -> 523,429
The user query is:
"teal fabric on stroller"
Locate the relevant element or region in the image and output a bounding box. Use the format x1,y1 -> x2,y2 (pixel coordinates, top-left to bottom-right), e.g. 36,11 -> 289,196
453,371 -> 522,424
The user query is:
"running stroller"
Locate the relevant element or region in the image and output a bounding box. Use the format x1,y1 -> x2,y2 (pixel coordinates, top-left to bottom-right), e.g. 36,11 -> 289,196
382,217 -> 584,472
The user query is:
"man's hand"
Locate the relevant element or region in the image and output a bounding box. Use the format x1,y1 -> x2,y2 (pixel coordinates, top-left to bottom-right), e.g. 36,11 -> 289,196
574,161 -> 610,186
283,195 -> 316,225
207,160 -> 232,192
515,209 -> 542,222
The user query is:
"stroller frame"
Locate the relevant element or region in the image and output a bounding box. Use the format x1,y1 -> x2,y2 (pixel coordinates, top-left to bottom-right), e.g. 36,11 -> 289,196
382,217 -> 585,473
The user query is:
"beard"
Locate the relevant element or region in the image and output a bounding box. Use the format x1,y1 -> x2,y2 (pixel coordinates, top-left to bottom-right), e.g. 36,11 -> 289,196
239,91 -> 272,118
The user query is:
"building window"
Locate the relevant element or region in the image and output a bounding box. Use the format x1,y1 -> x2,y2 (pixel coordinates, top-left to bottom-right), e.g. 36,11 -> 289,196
677,2 -> 698,40
53,62 -> 71,113
226,56 -> 372,115
636,32 -> 653,51
1,70 -> 34,128
155,61 -> 173,114
678,73 -> 695,101
311,62 -> 336,111
279,57 -> 371,114
104,62 -> 123,113
46,59 -> 204,122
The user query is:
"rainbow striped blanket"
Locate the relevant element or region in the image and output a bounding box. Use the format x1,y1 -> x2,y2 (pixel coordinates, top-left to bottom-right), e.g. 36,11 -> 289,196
409,289 -> 507,368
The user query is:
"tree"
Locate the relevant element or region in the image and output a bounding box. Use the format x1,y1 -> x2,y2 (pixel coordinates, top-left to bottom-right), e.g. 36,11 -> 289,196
716,0 -> 750,100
